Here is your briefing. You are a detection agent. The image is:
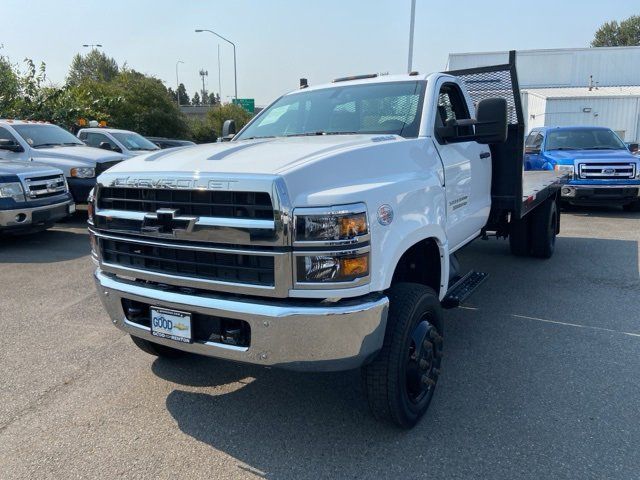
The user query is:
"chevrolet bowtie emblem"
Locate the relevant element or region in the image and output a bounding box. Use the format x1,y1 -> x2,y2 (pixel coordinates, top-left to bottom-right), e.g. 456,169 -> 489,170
141,208 -> 198,236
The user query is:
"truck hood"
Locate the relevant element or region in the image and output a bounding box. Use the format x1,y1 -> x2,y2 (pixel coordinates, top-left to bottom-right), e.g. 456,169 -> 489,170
0,159 -> 63,176
546,149 -> 637,165
103,135 -> 399,175
32,145 -> 125,165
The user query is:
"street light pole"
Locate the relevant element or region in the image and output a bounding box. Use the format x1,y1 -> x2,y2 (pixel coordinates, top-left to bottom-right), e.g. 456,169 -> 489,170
217,44 -> 222,103
195,29 -> 237,100
175,60 -> 184,107
407,0 -> 416,73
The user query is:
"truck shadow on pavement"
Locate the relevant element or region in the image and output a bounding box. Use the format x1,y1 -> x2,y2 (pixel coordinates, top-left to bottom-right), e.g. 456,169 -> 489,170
153,234 -> 640,479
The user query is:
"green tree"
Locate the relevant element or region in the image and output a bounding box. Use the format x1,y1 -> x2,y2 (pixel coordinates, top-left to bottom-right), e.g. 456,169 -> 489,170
207,103 -> 252,137
67,49 -> 119,85
177,83 -> 190,105
592,15 -> 640,47
0,55 -> 19,113
191,92 -> 201,106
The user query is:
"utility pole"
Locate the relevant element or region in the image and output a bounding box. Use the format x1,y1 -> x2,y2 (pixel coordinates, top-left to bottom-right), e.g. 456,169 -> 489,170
199,69 -> 208,104
407,0 -> 416,73
175,60 -> 184,107
217,45 -> 222,103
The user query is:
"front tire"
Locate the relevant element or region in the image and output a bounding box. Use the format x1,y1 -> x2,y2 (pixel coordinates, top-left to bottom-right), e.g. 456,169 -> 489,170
130,335 -> 186,359
362,283 -> 444,429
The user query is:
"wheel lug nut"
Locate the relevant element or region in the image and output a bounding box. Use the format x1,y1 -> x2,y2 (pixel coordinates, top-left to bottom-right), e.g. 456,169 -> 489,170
433,368 -> 441,376
422,340 -> 433,350
419,359 -> 429,370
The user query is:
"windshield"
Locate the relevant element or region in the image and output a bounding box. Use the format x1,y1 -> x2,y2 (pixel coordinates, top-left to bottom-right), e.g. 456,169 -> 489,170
13,124 -> 84,148
236,81 -> 426,140
112,132 -> 159,151
546,128 -> 627,151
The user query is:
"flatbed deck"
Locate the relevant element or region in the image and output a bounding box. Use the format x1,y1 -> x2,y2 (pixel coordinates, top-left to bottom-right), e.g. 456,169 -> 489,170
521,170 -> 567,216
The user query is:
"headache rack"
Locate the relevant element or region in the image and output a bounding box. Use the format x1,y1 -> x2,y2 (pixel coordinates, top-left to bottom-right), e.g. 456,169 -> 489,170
447,50 -> 566,221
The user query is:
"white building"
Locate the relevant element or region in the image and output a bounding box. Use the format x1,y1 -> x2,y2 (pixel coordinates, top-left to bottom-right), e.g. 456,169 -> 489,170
447,47 -> 640,142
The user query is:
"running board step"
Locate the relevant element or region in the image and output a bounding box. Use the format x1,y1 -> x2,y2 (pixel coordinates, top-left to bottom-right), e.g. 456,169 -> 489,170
441,271 -> 488,309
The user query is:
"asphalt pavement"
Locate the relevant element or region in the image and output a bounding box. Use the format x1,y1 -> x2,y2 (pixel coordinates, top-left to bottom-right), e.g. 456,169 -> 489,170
1,207 -> 639,479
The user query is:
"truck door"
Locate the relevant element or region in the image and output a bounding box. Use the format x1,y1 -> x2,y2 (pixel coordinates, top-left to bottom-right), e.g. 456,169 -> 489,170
432,81 -> 491,250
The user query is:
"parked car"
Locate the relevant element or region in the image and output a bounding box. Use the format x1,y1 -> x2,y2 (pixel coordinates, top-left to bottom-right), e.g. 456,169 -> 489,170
78,128 -> 160,158
0,120 -> 126,203
0,159 -> 74,234
90,52 -> 566,428
146,137 -> 196,149
525,126 -> 640,210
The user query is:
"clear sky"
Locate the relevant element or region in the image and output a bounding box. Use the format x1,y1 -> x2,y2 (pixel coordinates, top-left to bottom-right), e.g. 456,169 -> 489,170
2,0 -> 638,105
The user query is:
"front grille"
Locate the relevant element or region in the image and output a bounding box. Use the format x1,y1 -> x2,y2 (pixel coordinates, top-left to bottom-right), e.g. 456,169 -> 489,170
23,174 -> 66,199
96,161 -> 122,176
579,163 -> 636,180
98,187 -> 274,220
100,237 -> 275,286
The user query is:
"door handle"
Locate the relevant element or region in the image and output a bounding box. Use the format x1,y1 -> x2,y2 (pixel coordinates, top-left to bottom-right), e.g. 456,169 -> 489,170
479,152 -> 490,159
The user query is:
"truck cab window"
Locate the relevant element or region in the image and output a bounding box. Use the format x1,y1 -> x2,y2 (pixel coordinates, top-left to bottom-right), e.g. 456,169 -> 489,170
85,133 -> 117,150
0,127 -> 18,143
436,83 -> 472,136
525,132 -> 544,152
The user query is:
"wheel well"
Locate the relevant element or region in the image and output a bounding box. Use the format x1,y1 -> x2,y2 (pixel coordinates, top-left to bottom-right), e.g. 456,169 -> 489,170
391,238 -> 442,293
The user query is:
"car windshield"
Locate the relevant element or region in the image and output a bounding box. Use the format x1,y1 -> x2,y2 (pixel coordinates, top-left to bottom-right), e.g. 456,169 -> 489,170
545,128 -> 627,151
112,132 -> 159,151
236,81 -> 426,140
13,124 -> 84,148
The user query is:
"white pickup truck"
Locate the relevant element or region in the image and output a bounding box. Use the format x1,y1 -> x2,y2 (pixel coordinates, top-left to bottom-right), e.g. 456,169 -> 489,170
0,120 -> 125,203
90,53 -> 565,428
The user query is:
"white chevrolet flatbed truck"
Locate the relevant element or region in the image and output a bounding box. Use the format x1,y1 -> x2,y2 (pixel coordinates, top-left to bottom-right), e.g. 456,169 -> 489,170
90,53 -> 565,427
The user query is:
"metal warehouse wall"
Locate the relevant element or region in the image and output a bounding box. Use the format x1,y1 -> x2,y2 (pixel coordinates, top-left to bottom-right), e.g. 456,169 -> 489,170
522,92 -> 547,132
448,47 -> 640,88
542,97 -> 640,142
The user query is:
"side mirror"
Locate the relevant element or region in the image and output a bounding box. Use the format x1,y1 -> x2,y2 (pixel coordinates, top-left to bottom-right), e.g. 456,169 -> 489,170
99,141 -> 113,151
474,97 -> 508,144
221,119 -> 236,142
525,146 -> 541,155
0,139 -> 24,153
628,143 -> 639,154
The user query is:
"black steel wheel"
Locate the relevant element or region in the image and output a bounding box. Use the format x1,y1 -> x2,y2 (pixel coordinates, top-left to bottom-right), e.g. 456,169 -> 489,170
362,283 -> 443,429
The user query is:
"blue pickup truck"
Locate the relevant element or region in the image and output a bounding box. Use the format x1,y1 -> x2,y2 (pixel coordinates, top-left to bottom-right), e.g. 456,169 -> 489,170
525,126 -> 640,211
0,160 -> 74,234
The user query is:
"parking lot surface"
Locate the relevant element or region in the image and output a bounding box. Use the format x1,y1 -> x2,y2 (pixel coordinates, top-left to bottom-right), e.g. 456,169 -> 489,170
1,208 -> 639,479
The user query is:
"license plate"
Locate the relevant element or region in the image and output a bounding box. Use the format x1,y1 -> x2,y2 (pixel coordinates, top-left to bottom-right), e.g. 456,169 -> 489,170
150,307 -> 192,343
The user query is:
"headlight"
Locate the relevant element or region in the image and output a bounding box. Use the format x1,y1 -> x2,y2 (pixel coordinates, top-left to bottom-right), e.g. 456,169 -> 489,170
0,182 -> 26,202
70,167 -> 95,178
554,164 -> 574,174
295,249 -> 370,284
294,204 -> 369,245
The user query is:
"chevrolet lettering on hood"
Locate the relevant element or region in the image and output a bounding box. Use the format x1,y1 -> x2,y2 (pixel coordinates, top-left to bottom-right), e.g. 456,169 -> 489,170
110,177 -> 239,190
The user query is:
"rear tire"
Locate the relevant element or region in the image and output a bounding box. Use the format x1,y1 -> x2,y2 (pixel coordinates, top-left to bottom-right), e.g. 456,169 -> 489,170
509,215 -> 530,257
623,200 -> 640,212
130,335 -> 186,359
530,198 -> 558,259
362,283 -> 443,429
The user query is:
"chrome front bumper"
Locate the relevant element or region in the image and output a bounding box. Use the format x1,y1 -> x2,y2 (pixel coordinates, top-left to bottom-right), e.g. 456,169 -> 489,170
94,269 -> 389,371
0,198 -> 75,228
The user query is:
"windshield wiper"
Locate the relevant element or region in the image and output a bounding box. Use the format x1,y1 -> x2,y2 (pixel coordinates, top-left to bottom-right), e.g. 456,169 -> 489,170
583,147 -> 621,150
241,135 -> 276,140
62,142 -> 82,146
548,147 -> 578,151
32,143 -> 64,148
284,131 -> 359,137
